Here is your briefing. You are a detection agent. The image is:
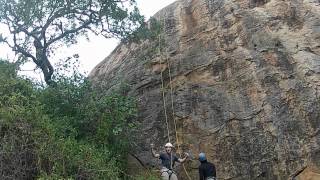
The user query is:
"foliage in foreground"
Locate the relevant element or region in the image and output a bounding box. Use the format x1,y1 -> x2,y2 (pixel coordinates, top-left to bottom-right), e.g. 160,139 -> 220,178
0,59 -> 138,179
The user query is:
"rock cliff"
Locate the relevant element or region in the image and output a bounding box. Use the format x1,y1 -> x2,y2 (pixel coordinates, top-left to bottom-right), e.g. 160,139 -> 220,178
89,0 -> 320,179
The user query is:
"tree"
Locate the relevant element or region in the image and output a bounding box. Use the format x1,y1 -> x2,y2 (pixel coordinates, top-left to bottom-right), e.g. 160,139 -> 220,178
0,0 -> 144,85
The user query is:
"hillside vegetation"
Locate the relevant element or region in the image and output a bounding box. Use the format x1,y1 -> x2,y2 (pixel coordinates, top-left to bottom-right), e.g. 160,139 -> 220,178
0,59 -> 140,179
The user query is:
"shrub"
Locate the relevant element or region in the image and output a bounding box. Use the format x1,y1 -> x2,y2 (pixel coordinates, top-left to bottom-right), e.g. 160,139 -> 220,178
0,59 -> 138,179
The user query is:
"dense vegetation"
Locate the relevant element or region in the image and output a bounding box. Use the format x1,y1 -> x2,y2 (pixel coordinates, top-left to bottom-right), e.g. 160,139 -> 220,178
0,59 -> 145,179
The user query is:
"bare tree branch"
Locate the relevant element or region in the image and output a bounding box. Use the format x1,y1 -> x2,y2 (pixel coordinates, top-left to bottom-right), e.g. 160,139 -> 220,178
12,34 -> 38,65
47,20 -> 92,46
0,0 -> 145,85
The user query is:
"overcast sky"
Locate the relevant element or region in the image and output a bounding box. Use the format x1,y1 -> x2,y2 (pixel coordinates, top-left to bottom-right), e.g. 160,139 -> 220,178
0,0 -> 176,78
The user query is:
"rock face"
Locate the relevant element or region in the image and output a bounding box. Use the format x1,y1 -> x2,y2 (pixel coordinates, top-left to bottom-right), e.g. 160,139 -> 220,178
89,0 -> 320,179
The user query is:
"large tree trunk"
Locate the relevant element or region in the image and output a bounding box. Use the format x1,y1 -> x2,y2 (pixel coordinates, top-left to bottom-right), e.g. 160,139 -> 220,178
35,45 -> 54,85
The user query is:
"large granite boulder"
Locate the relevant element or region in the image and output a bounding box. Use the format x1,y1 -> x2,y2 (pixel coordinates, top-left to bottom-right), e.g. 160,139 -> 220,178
89,0 -> 320,179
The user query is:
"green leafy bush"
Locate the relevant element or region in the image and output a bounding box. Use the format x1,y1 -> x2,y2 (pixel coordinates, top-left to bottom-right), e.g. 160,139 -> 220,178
0,59 -> 138,179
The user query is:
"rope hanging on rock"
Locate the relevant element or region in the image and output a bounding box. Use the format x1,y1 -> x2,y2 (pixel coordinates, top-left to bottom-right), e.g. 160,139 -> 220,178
159,33 -> 171,144
158,14 -> 192,180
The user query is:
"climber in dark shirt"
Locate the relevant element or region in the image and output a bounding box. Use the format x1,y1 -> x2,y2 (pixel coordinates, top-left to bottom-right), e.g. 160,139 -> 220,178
159,151 -> 179,169
198,153 -> 216,180
151,142 -> 189,180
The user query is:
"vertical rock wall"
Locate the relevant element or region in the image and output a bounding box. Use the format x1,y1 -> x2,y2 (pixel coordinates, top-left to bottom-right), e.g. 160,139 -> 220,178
90,0 -> 320,179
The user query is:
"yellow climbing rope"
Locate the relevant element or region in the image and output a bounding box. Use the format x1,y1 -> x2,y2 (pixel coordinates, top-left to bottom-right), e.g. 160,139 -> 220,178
166,50 -> 179,151
158,15 -> 192,180
159,34 -> 171,144
165,50 -> 192,180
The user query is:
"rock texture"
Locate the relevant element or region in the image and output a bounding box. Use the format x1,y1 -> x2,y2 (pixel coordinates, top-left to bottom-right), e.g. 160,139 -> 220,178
89,0 -> 320,179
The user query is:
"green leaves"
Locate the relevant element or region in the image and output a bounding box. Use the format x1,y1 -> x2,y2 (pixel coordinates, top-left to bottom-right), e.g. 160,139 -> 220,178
0,59 -> 138,179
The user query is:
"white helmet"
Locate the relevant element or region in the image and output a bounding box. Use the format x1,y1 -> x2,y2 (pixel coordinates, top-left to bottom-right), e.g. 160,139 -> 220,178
164,143 -> 174,148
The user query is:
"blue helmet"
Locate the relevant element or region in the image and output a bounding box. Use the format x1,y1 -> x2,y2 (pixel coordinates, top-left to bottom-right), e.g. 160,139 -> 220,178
199,152 -> 206,161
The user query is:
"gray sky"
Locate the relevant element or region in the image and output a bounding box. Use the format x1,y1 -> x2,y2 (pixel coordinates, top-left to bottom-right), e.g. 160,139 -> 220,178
0,0 -> 176,78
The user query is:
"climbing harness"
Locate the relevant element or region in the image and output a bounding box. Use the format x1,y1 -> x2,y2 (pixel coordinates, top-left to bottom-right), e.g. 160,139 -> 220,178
158,14 -> 192,180
160,167 -> 177,179
206,177 -> 216,180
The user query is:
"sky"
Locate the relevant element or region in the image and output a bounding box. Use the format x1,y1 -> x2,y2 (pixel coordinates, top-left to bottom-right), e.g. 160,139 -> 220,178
0,0 -> 176,79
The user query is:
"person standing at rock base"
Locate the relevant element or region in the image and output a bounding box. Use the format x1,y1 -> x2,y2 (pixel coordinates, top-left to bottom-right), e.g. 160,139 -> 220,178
151,143 -> 189,180
198,152 -> 216,180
